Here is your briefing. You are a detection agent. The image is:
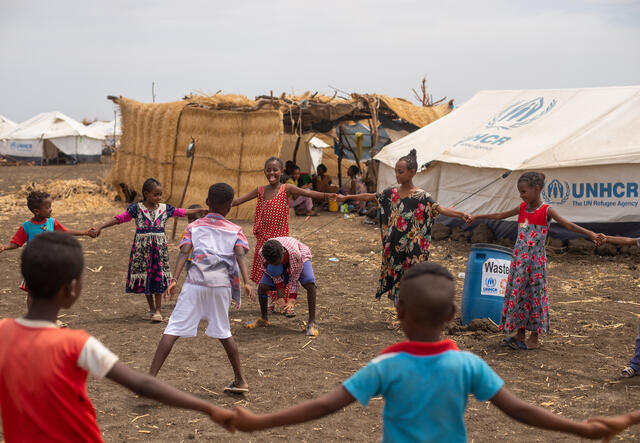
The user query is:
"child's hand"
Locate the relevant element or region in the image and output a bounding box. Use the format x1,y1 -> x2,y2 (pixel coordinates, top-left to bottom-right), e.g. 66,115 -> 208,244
88,228 -> 101,238
207,405 -> 235,432
336,194 -> 348,202
327,193 -> 339,201
164,280 -> 178,300
244,283 -> 254,301
589,232 -> 604,246
588,413 -> 639,441
465,214 -> 477,225
594,233 -> 606,246
0,245 -> 4,253
231,406 -> 263,432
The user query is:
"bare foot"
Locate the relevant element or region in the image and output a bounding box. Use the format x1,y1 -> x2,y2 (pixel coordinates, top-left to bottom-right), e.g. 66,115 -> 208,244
525,335 -> 539,349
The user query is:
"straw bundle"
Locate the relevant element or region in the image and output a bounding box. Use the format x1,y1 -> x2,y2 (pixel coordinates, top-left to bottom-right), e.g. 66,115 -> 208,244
379,96 -> 453,128
108,96 -> 283,220
0,178 -> 118,215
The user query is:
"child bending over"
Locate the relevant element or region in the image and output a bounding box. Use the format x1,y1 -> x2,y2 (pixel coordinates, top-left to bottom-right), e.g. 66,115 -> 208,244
149,183 -> 253,394
0,233 -> 234,442
230,262 -> 639,441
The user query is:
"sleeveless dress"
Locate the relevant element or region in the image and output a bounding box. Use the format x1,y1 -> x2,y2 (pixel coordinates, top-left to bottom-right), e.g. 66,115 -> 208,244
500,202 -> 550,334
375,187 -> 440,303
250,185 -> 290,284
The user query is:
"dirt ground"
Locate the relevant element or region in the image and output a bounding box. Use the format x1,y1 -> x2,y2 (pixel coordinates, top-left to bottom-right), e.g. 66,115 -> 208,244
1,163 -> 640,442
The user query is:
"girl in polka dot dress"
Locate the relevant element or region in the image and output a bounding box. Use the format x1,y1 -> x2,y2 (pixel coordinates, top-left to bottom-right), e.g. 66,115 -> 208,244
94,178 -> 205,322
232,157 -> 336,315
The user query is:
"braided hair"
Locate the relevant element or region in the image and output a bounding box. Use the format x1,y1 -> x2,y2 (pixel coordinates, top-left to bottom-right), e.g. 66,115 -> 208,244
141,178 -> 161,198
264,157 -> 284,170
518,172 -> 545,188
398,149 -> 418,171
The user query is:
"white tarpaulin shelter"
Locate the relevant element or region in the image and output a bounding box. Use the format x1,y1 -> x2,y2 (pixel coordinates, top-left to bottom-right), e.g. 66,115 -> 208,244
280,135 -> 331,174
0,116 -> 17,154
0,111 -> 105,163
375,86 -> 640,237
89,118 -> 121,148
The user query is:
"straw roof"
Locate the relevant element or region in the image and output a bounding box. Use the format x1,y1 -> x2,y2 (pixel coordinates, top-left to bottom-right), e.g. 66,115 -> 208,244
107,96 -> 283,219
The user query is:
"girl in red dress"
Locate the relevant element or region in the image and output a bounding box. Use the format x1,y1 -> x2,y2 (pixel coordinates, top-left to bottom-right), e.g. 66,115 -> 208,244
232,157 -> 335,320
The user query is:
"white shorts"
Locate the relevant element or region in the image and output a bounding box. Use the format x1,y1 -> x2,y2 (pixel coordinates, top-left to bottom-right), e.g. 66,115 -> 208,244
164,283 -> 232,339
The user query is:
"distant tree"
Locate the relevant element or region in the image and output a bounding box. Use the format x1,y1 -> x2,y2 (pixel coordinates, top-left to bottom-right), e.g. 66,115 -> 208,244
412,76 -> 447,107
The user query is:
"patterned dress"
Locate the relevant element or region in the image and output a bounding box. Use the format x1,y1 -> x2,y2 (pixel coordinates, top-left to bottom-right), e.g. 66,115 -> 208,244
376,188 -> 440,303
116,203 -> 186,295
250,184 -> 290,284
500,202 -> 550,334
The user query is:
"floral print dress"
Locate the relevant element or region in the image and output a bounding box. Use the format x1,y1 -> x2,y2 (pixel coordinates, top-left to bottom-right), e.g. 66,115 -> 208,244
117,203 -> 185,295
500,202 -> 550,334
376,187 -> 440,303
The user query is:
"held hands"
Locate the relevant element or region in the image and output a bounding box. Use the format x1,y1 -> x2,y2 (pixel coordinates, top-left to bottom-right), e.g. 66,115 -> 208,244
586,412 -> 639,441
230,406 -> 264,432
88,228 -> 101,238
465,214 -> 477,225
589,232 -> 606,247
208,405 -> 236,433
336,194 -> 349,202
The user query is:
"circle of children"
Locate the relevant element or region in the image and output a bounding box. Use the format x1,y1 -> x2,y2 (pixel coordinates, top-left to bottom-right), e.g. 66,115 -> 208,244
2,150 -> 640,442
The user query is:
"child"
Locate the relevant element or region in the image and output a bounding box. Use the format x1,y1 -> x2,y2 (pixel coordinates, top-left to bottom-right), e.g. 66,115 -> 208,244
229,262 -> 637,441
466,172 -> 603,350
0,232 -> 235,441
244,237 -> 318,336
92,178 -> 205,322
287,165 -> 316,216
338,149 -> 468,304
0,190 -> 92,291
149,183 -> 253,394
313,163 -> 337,194
339,165 -> 367,213
600,235 -> 640,378
181,204 -> 204,274
232,157 -> 335,300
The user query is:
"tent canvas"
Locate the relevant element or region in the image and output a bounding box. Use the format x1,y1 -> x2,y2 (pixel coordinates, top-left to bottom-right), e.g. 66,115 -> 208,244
89,119 -> 121,149
375,86 -> 640,238
0,112 -> 105,163
0,116 -> 17,155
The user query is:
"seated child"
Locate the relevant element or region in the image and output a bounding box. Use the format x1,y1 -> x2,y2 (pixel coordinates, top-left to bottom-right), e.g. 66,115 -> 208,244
314,163 -> 338,194
244,237 -> 318,336
149,183 -> 253,394
231,262 -> 640,441
287,165 -> 316,216
0,190 -> 92,292
339,165 -> 367,213
0,232 -> 234,442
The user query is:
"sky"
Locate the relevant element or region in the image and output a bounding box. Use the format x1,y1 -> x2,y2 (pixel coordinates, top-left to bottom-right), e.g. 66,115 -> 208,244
1,0 -> 639,122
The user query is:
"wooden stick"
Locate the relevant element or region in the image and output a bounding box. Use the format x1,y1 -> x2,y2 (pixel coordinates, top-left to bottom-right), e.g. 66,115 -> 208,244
171,138 -> 196,240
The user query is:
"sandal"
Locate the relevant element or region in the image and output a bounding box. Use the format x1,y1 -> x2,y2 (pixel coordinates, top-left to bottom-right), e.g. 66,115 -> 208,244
223,381 -> 249,394
502,337 -> 517,347
150,312 -> 163,323
305,321 -> 319,337
508,339 -> 528,351
621,366 -> 638,378
244,318 -> 270,329
284,299 -> 297,318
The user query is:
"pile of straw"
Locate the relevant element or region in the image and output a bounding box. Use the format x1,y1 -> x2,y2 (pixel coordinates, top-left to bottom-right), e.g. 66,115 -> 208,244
0,179 -> 118,215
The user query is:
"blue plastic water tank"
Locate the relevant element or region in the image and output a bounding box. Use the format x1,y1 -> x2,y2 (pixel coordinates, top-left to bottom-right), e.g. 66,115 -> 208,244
461,243 -> 513,325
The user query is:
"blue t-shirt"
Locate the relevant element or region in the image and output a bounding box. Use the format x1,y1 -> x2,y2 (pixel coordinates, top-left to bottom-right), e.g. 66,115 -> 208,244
342,340 -> 504,443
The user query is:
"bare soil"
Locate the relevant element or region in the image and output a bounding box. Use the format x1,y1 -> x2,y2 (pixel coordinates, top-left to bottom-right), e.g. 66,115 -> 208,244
1,164 -> 640,442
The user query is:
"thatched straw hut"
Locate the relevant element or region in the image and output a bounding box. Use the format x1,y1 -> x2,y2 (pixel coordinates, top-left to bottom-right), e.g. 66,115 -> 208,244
107,95 -> 282,219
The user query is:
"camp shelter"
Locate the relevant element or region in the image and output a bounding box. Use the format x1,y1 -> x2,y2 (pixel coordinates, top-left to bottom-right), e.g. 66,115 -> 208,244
107,95 -> 283,219
375,86 -> 640,238
0,112 -> 104,163
89,118 -> 122,150
0,116 -> 17,155
280,134 -> 329,175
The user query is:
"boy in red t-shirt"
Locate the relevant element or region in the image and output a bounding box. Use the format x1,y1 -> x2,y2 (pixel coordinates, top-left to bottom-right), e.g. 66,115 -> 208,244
0,232 -> 235,442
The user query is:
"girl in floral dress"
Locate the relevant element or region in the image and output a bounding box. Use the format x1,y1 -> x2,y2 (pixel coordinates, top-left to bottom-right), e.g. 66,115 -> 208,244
467,172 -> 603,350
94,178 -> 205,322
341,149 -> 469,303
232,157 -> 336,318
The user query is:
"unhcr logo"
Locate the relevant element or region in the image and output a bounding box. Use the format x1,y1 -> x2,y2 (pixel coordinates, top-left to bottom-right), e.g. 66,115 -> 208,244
486,97 -> 557,130
541,179 -> 570,205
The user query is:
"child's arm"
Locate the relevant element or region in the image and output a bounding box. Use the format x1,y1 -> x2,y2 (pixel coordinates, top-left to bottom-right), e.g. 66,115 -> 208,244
232,385 -> 355,432
234,245 -> 254,300
588,411 -> 640,439
0,243 -> 19,253
437,205 -> 469,220
466,206 -> 519,224
183,207 -> 207,217
547,208 -> 601,245
604,235 -> 638,246
337,193 -> 377,202
285,184 -> 336,201
106,362 -> 234,431
491,387 -> 617,439
232,188 -> 259,207
166,243 -> 191,299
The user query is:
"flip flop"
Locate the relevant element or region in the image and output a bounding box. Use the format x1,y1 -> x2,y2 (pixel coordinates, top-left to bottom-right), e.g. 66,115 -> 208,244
223,381 -> 249,394
621,366 -> 638,378
502,337 -> 517,346
244,318 -> 270,329
150,312 -> 163,323
305,321 -> 319,337
508,339 -> 528,351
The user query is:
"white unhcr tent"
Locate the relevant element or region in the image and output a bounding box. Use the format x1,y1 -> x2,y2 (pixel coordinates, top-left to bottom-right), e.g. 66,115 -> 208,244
375,86 -> 640,238
0,116 -> 17,154
88,118 -> 121,148
280,135 -> 331,174
0,111 -> 105,163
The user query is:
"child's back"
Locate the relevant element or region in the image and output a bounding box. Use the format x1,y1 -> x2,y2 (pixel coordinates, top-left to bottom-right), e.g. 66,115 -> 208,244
344,340 -> 502,442
0,318 -> 115,442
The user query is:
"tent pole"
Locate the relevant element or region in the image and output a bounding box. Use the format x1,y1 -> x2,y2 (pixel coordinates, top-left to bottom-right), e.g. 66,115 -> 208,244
292,134 -> 301,165
171,138 -> 197,240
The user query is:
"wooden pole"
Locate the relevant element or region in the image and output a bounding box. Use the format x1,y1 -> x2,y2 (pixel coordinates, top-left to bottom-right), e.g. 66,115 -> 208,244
171,138 -> 196,240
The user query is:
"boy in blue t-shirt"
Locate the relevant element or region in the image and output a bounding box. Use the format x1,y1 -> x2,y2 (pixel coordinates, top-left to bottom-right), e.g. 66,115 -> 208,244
229,262 -> 639,441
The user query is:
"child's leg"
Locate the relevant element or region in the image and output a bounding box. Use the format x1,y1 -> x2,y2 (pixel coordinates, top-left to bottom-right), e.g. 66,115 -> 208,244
149,334 -> 179,376
244,283 -> 272,329
629,322 -> 640,372
515,327 -> 526,341
219,337 -> 248,389
525,331 -> 539,349
299,260 -> 318,336
145,293 -> 155,312
154,293 -> 162,314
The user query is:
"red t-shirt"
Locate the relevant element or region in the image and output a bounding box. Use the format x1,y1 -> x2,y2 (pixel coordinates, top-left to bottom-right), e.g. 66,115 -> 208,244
10,219 -> 68,246
0,319 -> 103,442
